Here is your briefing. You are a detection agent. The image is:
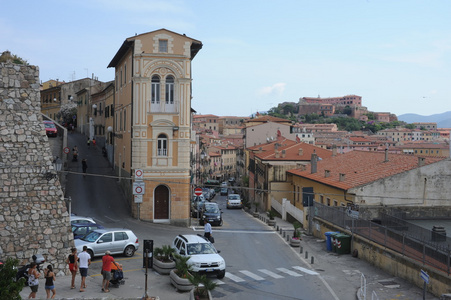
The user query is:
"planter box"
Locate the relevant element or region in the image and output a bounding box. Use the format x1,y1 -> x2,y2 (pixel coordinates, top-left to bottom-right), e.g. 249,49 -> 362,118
290,238 -> 301,247
267,219 -> 276,226
189,288 -> 212,300
169,269 -> 193,292
152,258 -> 175,275
253,212 -> 259,218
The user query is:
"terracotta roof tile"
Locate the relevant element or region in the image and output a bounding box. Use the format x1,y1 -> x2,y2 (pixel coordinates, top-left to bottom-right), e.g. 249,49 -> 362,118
287,151 -> 445,190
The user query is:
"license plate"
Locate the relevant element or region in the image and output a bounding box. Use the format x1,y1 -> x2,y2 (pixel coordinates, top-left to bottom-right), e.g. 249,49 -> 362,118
205,268 -> 214,272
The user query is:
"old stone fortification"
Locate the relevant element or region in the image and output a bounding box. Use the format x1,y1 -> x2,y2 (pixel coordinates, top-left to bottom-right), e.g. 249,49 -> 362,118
0,62 -> 73,274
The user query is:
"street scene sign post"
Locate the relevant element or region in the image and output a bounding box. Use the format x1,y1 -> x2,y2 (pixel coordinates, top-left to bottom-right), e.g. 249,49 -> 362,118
420,269 -> 429,300
194,187 -> 202,196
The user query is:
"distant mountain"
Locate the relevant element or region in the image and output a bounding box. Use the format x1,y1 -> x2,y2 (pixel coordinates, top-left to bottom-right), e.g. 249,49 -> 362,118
398,111 -> 451,128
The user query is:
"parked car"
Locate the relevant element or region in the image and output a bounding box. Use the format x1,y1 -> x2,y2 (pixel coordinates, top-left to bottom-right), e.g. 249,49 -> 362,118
227,194 -> 242,209
43,120 -> 57,137
228,177 -> 235,184
74,228 -> 139,259
70,215 -> 95,225
71,223 -> 105,239
220,187 -> 228,196
172,234 -> 226,279
191,196 -> 206,218
202,188 -> 212,200
199,202 -> 223,226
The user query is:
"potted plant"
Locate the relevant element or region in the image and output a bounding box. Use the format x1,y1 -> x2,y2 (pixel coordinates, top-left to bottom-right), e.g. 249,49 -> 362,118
252,202 -> 260,217
189,273 -> 217,300
153,245 -> 176,275
290,221 -> 302,247
267,210 -> 276,226
170,253 -> 194,292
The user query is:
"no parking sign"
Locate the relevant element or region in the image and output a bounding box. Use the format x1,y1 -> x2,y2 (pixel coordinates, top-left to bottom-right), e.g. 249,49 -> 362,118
133,181 -> 145,195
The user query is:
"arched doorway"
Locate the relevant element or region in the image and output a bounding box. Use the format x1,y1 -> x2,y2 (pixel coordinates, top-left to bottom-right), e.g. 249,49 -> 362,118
154,185 -> 170,220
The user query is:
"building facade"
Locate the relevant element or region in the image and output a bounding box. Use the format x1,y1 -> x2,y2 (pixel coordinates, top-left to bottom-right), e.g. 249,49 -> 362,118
108,29 -> 202,226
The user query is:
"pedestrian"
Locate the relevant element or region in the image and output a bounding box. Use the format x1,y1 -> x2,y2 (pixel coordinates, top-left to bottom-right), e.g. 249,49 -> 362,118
87,138 -> 91,148
204,219 -> 213,242
81,159 -> 87,177
65,247 -> 78,289
72,146 -> 78,162
44,264 -> 56,299
92,138 -> 96,149
27,262 -> 40,299
78,246 -> 91,292
101,250 -> 115,293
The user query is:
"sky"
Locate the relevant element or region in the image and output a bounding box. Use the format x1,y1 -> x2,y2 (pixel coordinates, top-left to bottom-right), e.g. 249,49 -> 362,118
1,0 -> 450,117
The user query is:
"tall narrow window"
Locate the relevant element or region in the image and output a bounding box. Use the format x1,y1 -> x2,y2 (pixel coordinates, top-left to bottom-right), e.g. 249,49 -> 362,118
151,75 -> 160,104
165,75 -> 174,104
157,134 -> 167,156
124,64 -> 127,84
159,40 -> 168,52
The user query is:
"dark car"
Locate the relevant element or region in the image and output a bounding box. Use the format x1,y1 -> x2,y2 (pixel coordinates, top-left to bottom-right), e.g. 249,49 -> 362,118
220,187 -> 228,196
71,223 -> 104,239
199,202 -> 223,226
43,120 -> 57,137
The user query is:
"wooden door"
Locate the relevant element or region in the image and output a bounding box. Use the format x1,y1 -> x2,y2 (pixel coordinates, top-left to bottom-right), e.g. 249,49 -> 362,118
154,185 -> 169,219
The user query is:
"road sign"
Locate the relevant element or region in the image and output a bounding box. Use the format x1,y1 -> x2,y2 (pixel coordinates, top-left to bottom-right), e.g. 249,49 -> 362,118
420,269 -> 429,284
135,169 -> 143,180
133,182 -> 145,195
134,195 -> 143,203
63,147 -> 70,154
194,188 -> 203,196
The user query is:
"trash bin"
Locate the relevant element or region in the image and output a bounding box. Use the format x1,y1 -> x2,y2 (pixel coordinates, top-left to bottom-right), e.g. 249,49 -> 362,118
325,232 -> 334,251
330,232 -> 340,253
335,234 -> 351,254
432,226 -> 446,242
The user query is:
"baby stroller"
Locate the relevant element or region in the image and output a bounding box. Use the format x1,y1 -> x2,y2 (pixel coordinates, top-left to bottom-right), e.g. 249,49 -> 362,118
110,262 -> 124,288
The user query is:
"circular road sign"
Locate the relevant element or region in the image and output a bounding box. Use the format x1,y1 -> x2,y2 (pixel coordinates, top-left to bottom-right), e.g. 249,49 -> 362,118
194,188 -> 203,196
63,147 -> 70,154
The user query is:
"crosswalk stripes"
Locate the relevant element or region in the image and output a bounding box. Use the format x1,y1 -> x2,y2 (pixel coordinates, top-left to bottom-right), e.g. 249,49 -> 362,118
276,267 -> 304,277
258,269 -> 285,279
225,272 -> 246,282
292,266 -> 320,275
239,270 -> 265,281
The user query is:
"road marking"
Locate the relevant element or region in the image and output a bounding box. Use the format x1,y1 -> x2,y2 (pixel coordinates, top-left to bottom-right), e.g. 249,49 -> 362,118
191,227 -> 277,234
239,270 -> 265,281
225,272 -> 245,282
212,279 -> 225,285
292,266 -> 319,275
258,269 -> 284,279
277,268 -> 303,277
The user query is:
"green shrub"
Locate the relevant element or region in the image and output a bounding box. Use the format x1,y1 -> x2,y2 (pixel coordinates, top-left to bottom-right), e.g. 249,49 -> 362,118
0,257 -> 25,300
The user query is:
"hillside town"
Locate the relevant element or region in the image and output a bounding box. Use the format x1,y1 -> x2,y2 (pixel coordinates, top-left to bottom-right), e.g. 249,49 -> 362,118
2,28 -> 451,299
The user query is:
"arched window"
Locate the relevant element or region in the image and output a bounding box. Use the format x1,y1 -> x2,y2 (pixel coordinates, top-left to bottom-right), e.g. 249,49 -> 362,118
165,75 -> 174,104
157,134 -> 167,156
151,75 -> 160,104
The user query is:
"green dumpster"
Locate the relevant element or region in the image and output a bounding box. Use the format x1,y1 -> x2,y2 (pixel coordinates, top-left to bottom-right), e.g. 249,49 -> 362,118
335,234 -> 351,254
330,232 -> 340,253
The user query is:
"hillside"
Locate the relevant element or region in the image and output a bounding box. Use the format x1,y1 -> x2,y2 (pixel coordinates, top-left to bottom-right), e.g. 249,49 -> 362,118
398,111 -> 451,128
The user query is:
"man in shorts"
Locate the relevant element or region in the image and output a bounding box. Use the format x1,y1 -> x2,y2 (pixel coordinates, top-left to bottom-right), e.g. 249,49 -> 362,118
101,250 -> 115,292
78,246 -> 91,292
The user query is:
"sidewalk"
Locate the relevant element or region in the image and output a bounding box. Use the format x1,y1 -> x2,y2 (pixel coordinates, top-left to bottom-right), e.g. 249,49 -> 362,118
252,211 -> 438,300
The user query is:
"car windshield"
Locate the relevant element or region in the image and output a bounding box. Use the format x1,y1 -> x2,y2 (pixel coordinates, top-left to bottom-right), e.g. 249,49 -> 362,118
205,205 -> 219,213
229,195 -> 239,200
187,243 -> 217,255
81,231 -> 101,242
44,122 -> 55,128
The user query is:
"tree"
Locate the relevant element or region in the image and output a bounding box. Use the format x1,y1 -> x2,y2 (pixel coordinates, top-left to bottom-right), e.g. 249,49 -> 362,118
343,106 -> 353,116
59,102 -> 77,125
0,257 -> 25,300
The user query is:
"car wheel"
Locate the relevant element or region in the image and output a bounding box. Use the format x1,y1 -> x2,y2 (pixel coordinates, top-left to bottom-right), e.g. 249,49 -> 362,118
124,245 -> 135,257
217,270 -> 225,279
87,249 -> 94,260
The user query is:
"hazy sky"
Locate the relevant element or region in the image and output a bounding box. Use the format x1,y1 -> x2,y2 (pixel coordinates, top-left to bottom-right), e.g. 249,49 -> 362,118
1,0 -> 450,117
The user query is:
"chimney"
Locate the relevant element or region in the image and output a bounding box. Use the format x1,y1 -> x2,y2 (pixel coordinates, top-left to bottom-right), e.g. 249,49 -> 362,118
332,144 -> 337,157
281,150 -> 286,158
311,153 -> 318,174
275,150 -> 280,158
325,170 -> 330,178
339,173 -> 346,181
298,148 -> 303,156
275,144 -> 279,150
258,147 -> 262,153
418,157 -> 425,167
384,147 -> 389,162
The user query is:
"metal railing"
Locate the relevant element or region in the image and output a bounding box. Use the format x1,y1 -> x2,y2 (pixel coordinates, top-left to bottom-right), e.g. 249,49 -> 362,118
314,202 -> 451,274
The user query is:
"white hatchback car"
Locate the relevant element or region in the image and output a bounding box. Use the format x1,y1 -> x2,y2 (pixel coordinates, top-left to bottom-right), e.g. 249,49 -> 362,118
227,194 -> 242,209
172,234 -> 226,279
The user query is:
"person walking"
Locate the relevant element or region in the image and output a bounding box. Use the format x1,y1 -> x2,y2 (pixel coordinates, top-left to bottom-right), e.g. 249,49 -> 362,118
78,246 -> 91,292
27,262 -> 40,299
65,247 -> 78,289
72,146 -> 78,162
87,138 -> 91,148
44,264 -> 56,299
92,138 -> 96,149
81,159 -> 88,177
204,219 -> 213,242
101,250 -> 115,293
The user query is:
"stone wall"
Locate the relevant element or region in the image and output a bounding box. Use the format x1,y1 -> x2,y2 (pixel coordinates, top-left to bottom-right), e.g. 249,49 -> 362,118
0,62 -> 73,274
